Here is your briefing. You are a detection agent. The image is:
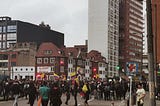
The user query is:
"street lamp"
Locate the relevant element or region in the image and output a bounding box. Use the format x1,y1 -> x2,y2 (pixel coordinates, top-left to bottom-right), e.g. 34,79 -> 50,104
145,0 -> 156,105
138,0 -> 156,105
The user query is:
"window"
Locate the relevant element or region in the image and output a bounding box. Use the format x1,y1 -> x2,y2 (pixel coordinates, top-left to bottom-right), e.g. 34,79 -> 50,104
60,66 -> 64,72
99,63 -> 102,67
44,58 -> 48,64
50,58 -> 55,64
37,58 -> 42,64
3,34 -> 6,40
68,59 -> 73,64
11,54 -> 16,58
44,50 -> 52,55
99,71 -> 102,74
3,27 -> 6,32
7,33 -> 16,40
7,25 -> 17,32
85,61 -> 89,66
68,68 -> 71,73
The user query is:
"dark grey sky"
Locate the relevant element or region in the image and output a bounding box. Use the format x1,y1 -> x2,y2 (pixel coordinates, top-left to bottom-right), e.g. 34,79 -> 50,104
0,0 -> 88,47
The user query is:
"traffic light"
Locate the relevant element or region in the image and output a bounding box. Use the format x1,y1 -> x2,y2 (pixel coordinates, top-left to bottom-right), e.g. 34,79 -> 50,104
157,64 -> 160,76
92,67 -> 97,79
36,73 -> 41,77
116,65 -> 120,70
93,68 -> 97,72
60,60 -> 64,65
93,75 -> 96,78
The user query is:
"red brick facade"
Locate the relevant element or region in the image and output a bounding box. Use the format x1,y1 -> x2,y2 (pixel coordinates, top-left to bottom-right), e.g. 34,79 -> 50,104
152,0 -> 160,64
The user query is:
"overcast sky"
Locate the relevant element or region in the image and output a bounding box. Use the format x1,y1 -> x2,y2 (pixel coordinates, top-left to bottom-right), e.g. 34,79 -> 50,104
0,0 -> 88,47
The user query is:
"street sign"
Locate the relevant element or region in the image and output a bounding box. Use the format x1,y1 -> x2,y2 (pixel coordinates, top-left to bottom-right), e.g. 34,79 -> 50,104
126,62 -> 138,75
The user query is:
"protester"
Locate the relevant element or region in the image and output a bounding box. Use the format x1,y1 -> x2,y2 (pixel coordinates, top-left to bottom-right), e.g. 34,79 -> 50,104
28,81 -> 37,106
136,83 -> 146,106
12,80 -> 20,106
39,81 -> 50,106
50,82 -> 62,106
72,80 -> 79,106
83,81 -> 91,106
65,81 -> 71,105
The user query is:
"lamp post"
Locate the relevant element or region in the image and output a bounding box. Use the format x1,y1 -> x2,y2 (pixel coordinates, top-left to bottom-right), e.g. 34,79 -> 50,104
137,0 -> 156,105
153,2 -> 157,95
146,0 -> 156,105
128,76 -> 132,106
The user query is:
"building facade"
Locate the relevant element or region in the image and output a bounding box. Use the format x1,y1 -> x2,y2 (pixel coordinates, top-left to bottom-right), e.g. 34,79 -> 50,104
35,42 -> 66,80
88,0 -> 119,77
0,42 -> 37,77
87,50 -> 107,81
152,0 -> 160,64
119,0 -> 144,75
0,51 -> 16,77
0,16 -> 64,50
10,66 -> 35,80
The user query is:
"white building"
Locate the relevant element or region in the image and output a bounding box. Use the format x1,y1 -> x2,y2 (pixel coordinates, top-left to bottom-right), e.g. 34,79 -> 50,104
10,66 -> 35,80
85,59 -> 91,80
88,0 -> 119,77
67,57 -> 75,80
98,62 -> 107,80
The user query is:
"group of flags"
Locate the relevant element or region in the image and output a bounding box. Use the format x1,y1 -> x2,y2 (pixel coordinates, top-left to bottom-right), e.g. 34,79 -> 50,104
37,72 -> 66,80
37,66 -> 100,81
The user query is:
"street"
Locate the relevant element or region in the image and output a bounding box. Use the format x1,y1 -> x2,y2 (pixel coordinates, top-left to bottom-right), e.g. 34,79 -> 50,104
0,93 -> 160,106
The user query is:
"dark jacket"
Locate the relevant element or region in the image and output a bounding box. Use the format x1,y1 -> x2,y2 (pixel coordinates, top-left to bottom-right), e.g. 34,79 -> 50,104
28,83 -> 37,104
12,82 -> 20,95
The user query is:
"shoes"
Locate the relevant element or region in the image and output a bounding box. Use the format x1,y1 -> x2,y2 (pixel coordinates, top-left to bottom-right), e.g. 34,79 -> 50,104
65,102 -> 68,105
84,102 -> 89,106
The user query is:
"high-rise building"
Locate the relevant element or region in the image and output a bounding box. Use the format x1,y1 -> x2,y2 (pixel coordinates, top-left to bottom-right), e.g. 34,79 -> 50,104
0,16 -> 64,50
88,0 -> 119,77
152,0 -> 160,64
119,0 -> 144,75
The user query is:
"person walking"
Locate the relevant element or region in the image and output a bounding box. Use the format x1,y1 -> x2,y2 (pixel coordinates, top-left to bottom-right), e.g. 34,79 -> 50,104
50,82 -> 62,106
83,81 -> 91,106
72,80 -> 79,106
28,81 -> 37,106
39,81 -> 50,106
12,80 -> 20,106
136,83 -> 146,106
65,81 -> 71,105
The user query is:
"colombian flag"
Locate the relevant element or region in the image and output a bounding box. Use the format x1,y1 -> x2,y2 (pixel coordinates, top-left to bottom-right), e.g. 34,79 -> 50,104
53,73 -> 59,79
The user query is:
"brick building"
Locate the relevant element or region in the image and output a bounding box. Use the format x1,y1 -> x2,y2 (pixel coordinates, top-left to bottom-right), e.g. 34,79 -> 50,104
35,42 -> 107,80
35,42 -> 66,80
0,42 -> 37,77
119,0 -> 144,75
152,0 -> 160,64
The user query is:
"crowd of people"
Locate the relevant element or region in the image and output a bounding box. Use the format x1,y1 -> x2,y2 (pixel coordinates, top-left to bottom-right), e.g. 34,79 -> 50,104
0,78 -> 147,106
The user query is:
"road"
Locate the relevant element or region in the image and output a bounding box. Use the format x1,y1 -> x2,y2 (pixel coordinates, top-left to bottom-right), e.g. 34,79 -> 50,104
0,93 -> 160,106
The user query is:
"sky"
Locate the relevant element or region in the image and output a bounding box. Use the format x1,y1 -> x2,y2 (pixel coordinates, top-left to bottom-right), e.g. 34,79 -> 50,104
0,0 -> 88,47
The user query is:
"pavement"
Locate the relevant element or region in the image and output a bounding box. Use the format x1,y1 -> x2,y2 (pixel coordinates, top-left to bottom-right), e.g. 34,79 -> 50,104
0,92 -> 160,106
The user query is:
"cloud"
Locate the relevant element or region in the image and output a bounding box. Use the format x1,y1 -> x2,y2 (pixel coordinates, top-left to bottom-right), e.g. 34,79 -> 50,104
0,0 -> 88,47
